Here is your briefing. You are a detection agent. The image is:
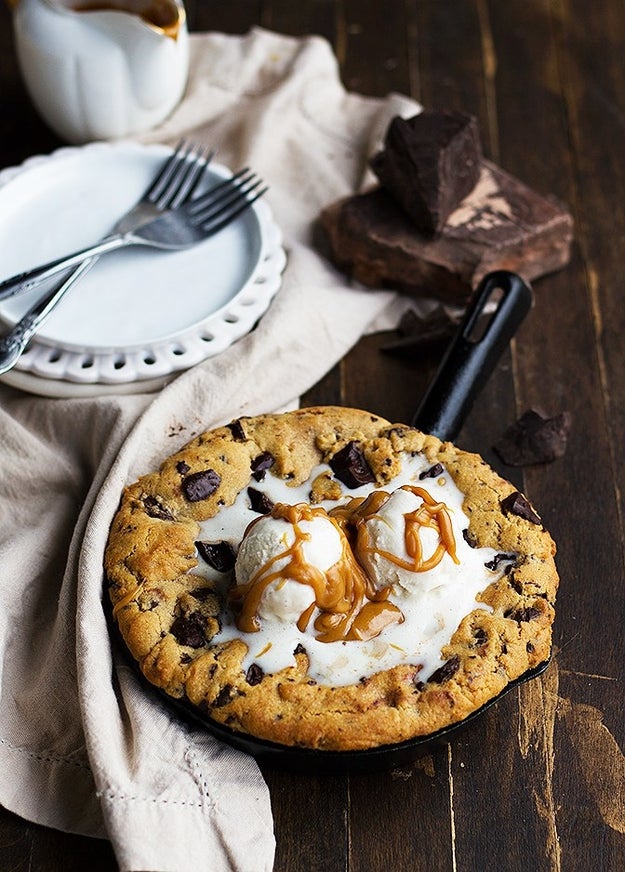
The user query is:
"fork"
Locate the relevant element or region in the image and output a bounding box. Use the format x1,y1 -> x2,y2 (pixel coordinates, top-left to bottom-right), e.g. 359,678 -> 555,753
0,158 -> 267,377
0,141 -> 214,375
0,139 -> 213,310
0,165 -> 266,302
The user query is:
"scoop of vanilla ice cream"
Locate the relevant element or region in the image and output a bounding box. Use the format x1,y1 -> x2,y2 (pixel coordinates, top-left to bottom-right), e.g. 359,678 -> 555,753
357,488 -> 452,595
234,510 -> 345,623
256,579 -> 316,623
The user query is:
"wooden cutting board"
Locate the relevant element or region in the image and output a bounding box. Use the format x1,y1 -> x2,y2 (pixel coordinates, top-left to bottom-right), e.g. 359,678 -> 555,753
320,159 -> 573,306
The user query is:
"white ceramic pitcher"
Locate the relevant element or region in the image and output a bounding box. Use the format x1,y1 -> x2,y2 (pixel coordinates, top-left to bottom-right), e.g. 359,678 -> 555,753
9,0 -> 189,143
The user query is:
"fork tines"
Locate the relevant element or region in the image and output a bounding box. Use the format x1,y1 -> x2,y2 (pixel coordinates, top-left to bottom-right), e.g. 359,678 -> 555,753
184,168 -> 268,232
148,140 -> 214,209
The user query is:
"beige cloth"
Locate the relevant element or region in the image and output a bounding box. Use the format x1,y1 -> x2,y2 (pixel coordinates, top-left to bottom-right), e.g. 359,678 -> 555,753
0,28 -> 420,872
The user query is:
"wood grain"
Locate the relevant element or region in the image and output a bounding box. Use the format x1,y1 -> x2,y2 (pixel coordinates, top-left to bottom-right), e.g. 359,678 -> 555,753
1,1 -> 624,870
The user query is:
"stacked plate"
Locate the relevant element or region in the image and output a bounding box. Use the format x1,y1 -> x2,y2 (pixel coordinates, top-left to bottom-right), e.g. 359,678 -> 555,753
0,142 -> 286,397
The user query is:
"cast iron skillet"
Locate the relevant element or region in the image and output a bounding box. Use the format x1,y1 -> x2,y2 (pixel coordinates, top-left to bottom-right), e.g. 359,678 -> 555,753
110,269 -> 551,773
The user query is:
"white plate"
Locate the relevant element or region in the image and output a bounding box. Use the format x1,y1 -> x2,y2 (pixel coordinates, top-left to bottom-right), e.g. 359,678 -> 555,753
0,141 -> 286,392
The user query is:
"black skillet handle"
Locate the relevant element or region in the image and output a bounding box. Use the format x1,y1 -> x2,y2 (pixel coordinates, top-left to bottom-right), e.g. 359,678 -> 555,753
411,270 -> 533,442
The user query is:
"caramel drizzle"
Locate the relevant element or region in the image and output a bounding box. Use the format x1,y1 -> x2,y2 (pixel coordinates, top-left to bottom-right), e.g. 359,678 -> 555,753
352,485 -> 459,573
230,503 -> 402,643
230,487 -> 459,644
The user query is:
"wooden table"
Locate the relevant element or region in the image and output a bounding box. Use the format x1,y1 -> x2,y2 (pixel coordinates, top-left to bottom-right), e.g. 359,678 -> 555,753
1,1 -> 623,869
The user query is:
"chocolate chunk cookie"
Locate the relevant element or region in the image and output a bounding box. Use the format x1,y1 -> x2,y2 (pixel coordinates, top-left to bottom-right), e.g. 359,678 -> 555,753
105,406 -> 558,751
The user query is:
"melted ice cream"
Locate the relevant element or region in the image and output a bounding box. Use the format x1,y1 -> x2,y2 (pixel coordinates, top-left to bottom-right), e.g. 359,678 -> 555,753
192,453 -> 511,686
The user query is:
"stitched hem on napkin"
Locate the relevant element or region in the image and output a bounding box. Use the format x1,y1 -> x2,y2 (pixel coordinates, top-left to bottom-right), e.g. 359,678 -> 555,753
0,739 -> 106,838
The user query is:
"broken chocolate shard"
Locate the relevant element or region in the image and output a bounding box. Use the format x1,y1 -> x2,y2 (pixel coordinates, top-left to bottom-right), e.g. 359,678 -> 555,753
195,540 -> 236,573
473,627 -> 488,645
251,451 -> 275,481
142,495 -> 174,521
381,307 -> 460,354
419,462 -> 444,480
493,408 -> 572,466
170,612 -> 206,648
176,460 -> 190,475
428,655 -> 460,684
212,684 -> 234,708
462,528 -> 477,548
505,606 -> 542,624
245,663 -> 264,686
501,491 -> 541,525
371,110 -> 482,236
329,441 -> 375,489
485,552 -> 517,571
227,419 -> 246,441
190,587 -> 220,606
247,487 -> 275,515
181,469 -> 221,502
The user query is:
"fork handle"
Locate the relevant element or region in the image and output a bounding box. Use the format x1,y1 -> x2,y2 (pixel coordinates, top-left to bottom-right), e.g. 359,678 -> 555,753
0,258 -> 97,376
0,234 -> 126,302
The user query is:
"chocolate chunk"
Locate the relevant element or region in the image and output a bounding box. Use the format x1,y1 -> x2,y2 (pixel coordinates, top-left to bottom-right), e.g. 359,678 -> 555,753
195,540 -> 236,573
329,441 -> 375,489
462,528 -> 477,548
212,684 -> 234,708
176,460 -> 190,475
294,643 -> 307,656
181,469 -> 221,502
493,408 -> 572,466
227,419 -> 246,441
142,495 -> 174,521
473,628 -> 488,645
505,606 -> 541,623
170,612 -> 206,648
382,307 -> 459,354
251,451 -> 275,481
245,664 -> 264,686
247,487 -> 275,514
509,575 -> 523,595
371,110 -> 482,236
419,462 -> 444,480
501,491 -> 541,525
190,587 -> 215,601
485,552 -> 517,572
428,655 -> 460,684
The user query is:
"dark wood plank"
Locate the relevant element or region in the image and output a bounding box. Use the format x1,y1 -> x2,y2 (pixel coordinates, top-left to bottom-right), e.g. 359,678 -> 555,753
259,0 -> 339,40
347,752 -> 454,872
512,2 -> 625,865
260,769 -> 349,872
338,0 -> 416,97
0,807 -> 116,872
185,0 -> 262,33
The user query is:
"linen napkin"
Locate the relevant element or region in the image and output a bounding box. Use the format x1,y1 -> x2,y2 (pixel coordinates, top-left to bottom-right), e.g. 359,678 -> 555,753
0,27 -> 420,872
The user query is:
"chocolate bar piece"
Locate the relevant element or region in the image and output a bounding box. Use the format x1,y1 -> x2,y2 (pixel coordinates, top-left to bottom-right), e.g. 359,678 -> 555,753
381,307 -> 460,354
371,111 -> 482,236
493,408 -> 572,466
320,161 -> 573,306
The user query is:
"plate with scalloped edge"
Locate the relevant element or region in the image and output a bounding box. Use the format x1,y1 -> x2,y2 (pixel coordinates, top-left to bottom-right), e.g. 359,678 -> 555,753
0,141 -> 286,394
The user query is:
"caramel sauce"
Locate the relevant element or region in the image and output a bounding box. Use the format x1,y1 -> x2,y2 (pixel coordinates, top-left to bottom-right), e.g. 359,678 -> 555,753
230,488 -> 459,645
231,503 -> 402,643
355,485 -> 459,572
68,0 -> 183,39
